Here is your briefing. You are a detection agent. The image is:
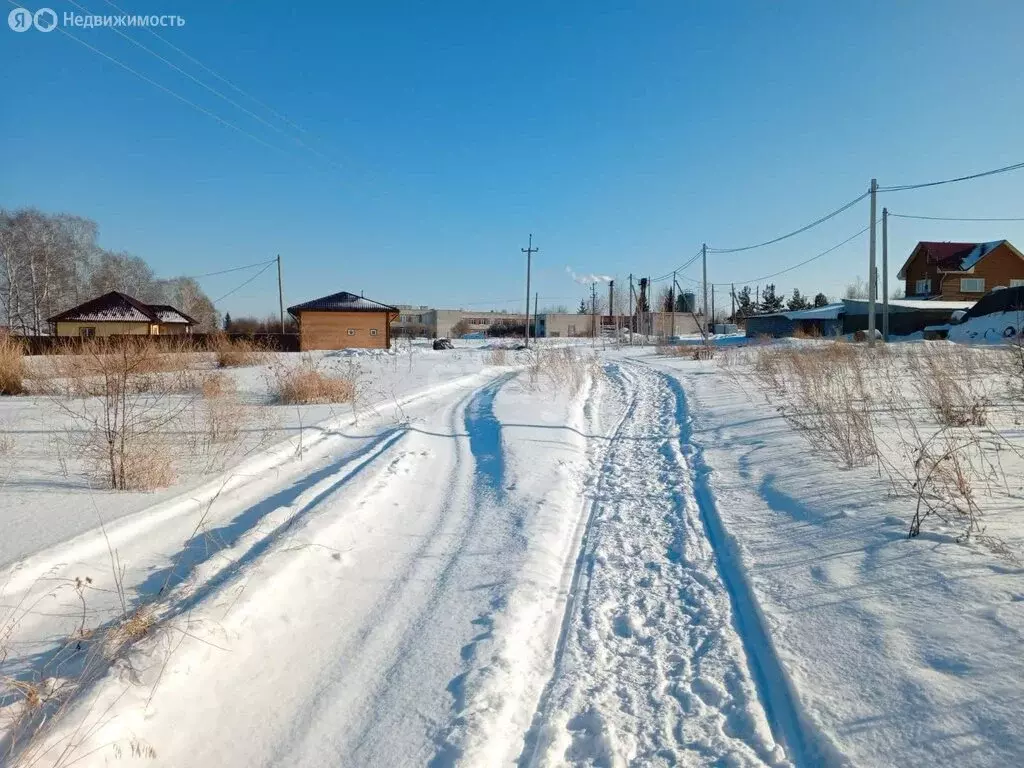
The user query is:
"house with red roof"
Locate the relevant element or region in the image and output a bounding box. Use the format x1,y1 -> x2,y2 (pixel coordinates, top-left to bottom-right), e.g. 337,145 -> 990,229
48,291 -> 196,337
898,240 -> 1024,301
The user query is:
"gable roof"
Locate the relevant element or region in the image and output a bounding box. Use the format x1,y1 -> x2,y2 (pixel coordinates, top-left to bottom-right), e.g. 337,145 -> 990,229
287,291 -> 398,317
148,304 -> 197,325
897,240 -> 1022,279
47,291 -> 195,325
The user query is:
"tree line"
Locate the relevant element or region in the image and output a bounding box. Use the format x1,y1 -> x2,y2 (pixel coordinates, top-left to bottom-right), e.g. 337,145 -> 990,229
575,284 -> 831,319
0,208 -> 218,334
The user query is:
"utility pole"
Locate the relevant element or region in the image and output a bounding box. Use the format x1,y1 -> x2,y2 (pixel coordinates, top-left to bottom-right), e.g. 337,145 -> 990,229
521,234 -> 538,349
731,282 -> 736,323
711,285 -> 715,332
534,291 -> 539,341
670,271 -> 676,339
590,282 -> 597,343
277,254 -> 285,334
868,179 -> 878,347
628,274 -> 634,345
882,207 -> 889,342
702,243 -> 709,336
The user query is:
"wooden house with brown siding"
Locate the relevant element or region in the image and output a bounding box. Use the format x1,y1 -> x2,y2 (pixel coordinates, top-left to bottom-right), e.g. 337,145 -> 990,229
898,240 -> 1024,301
287,291 -> 398,351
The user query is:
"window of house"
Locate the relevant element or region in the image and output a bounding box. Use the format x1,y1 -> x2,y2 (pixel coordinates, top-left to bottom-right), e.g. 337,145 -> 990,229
347,328 -> 356,336
370,328 -> 378,336
79,326 -> 95,338
960,278 -> 985,293
1010,279 -> 1024,288
915,279 -> 931,295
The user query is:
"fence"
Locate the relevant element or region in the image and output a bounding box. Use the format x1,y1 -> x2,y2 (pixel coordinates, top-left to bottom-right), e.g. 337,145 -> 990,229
15,332 -> 301,355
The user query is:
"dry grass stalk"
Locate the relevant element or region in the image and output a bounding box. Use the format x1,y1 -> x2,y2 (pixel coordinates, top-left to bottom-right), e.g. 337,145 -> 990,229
752,343 -> 876,468
200,371 -> 235,399
212,334 -> 264,368
0,335 -> 25,395
38,340 -> 193,490
272,359 -> 357,404
488,347 -> 508,366
527,347 -> 598,395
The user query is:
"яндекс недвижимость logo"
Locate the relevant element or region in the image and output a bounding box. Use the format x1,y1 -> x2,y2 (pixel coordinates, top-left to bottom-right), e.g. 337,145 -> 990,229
8,7 -> 57,31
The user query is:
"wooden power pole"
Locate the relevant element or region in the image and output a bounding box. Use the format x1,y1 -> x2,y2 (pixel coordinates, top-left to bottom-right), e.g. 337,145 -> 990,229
277,254 -> 285,334
521,234 -> 538,349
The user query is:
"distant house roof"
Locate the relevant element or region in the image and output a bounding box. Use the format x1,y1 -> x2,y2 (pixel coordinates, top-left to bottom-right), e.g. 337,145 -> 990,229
897,240 -> 1023,279
750,304 -> 845,321
148,304 -> 197,325
47,291 -> 195,325
287,291 -> 398,317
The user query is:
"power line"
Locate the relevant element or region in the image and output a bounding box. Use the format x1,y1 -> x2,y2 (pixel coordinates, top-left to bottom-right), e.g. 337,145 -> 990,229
40,20 -> 288,156
890,213 -> 1024,222
706,191 -> 869,254
726,223 -> 872,286
651,248 -> 703,282
186,259 -> 277,280
71,0 -> 344,171
70,0 -> 343,171
101,0 -> 314,140
213,261 -> 276,304
878,160 -> 1024,192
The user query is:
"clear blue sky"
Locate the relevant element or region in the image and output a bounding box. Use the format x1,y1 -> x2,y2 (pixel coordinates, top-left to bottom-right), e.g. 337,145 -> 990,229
3,0 -> 1024,316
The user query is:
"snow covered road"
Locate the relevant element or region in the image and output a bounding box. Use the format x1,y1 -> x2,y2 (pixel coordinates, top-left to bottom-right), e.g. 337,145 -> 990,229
15,346 -> 1006,767
524,361 -> 789,768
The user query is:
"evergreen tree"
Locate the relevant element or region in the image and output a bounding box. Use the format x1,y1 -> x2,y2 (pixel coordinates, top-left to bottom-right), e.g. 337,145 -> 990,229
787,288 -> 811,311
223,312 -> 232,331
759,283 -> 785,314
813,292 -> 829,307
577,298 -> 588,314
734,286 -> 754,318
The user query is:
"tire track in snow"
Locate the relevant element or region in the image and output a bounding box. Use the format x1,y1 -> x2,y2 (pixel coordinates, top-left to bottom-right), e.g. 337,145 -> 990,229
517,362 -> 639,767
524,362 -> 790,768
660,370 -> 829,768
271,372 -> 523,767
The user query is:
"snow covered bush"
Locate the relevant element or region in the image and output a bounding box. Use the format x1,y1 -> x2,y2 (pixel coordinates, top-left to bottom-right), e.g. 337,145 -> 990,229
0,334 -> 24,395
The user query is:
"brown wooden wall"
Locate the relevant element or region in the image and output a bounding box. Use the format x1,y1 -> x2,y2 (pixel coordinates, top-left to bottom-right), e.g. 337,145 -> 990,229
297,311 -> 391,351
905,243 -> 1024,300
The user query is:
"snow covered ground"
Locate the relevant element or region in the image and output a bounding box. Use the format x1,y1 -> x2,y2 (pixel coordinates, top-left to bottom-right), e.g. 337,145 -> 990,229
2,339 -> 1022,766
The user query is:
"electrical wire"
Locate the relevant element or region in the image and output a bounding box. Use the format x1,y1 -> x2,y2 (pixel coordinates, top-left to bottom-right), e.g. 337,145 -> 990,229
101,0 -> 315,139
69,0 -> 343,171
706,191 -> 869,254
725,223 -> 872,286
213,261 -> 276,304
187,259 -> 277,280
890,213 -> 1024,222
878,160 -> 1024,192
651,248 -> 703,283
37,20 -> 287,156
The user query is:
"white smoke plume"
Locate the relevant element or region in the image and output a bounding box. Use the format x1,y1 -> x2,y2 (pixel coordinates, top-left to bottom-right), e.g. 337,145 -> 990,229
565,266 -> 613,285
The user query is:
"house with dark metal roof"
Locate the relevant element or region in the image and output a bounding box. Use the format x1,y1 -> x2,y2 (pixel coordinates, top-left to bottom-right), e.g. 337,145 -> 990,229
287,291 -> 398,350
898,240 -> 1024,301
48,291 -> 196,337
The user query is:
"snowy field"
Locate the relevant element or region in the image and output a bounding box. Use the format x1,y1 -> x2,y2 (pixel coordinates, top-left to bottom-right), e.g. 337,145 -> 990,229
1,337 -> 1022,766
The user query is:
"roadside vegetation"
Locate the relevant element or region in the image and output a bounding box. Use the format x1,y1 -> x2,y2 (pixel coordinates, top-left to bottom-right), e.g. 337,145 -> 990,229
0,335 -> 25,395
726,339 -> 1023,556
